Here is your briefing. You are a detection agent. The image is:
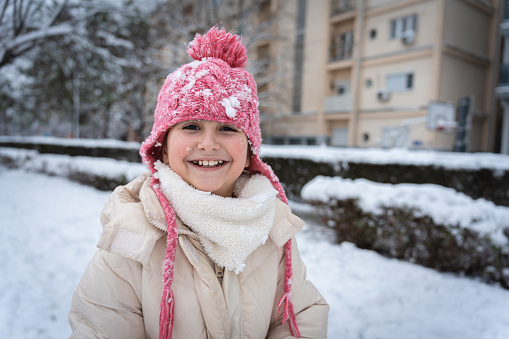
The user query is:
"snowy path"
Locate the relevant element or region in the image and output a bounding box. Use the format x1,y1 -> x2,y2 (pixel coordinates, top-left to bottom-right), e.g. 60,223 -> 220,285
1,168 -> 508,339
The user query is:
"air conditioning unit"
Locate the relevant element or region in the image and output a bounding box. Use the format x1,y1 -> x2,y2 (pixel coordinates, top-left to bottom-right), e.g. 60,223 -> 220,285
401,30 -> 415,45
377,89 -> 391,102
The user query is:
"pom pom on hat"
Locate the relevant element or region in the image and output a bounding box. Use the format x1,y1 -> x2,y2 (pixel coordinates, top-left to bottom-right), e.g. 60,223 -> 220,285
186,26 -> 248,68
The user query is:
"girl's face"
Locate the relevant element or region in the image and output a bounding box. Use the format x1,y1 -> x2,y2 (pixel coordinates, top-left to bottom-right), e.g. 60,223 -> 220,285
163,120 -> 251,197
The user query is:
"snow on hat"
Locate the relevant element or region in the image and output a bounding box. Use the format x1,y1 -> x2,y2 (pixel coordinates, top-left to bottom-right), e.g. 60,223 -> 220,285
140,26 -> 300,338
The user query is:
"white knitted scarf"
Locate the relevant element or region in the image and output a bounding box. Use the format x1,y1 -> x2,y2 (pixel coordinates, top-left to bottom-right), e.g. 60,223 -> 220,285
154,161 -> 278,273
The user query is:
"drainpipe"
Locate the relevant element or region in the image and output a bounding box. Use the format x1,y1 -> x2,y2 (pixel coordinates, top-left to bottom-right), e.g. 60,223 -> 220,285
489,0 -> 505,152
351,0 -> 365,147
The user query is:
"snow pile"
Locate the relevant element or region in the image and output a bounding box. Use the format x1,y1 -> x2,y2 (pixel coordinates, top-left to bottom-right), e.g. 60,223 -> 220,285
301,176 -> 509,246
260,144 -> 509,172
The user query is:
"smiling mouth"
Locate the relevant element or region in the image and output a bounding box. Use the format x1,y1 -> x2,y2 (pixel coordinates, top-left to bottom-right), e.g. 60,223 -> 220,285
192,160 -> 225,168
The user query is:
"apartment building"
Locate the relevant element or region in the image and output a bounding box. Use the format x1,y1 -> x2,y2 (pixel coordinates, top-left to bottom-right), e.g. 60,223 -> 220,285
262,0 -> 503,152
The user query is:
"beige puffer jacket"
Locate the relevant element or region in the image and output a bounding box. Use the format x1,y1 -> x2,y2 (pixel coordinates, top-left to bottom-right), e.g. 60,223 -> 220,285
69,173 -> 329,338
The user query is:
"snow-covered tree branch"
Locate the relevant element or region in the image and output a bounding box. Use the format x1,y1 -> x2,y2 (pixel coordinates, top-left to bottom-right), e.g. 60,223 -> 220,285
0,0 -> 133,69
0,0 -> 292,141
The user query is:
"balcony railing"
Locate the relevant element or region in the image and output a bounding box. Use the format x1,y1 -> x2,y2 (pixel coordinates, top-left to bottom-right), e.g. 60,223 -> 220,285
329,42 -> 353,62
324,95 -> 352,113
331,0 -> 356,16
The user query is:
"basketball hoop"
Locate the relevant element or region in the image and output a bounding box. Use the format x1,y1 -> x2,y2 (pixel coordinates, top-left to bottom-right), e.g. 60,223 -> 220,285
427,101 -> 456,133
436,119 -> 457,132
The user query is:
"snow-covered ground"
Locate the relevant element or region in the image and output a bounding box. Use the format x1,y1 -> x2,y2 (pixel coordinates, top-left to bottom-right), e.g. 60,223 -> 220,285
1,168 -> 509,339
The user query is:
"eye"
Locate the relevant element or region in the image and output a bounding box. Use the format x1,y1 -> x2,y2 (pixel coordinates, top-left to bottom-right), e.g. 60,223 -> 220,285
220,125 -> 238,132
182,123 -> 200,130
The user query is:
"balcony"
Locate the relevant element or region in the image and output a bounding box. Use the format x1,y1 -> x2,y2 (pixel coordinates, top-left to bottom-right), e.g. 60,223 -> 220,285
329,42 -> 353,62
331,0 -> 356,16
324,95 -> 352,113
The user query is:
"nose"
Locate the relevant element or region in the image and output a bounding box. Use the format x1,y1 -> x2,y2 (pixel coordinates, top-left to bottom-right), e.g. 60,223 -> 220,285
197,129 -> 220,151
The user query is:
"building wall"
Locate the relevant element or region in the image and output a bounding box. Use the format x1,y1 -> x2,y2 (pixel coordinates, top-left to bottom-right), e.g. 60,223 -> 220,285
360,53 -> 434,109
301,0 -> 328,113
265,114 -> 320,139
270,0 -> 298,115
363,0 -> 437,58
440,0 -> 495,151
443,0 -> 492,56
356,110 -> 429,147
439,55 -> 488,110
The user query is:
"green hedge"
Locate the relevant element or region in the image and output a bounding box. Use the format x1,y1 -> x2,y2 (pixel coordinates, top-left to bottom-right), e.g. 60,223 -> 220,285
0,141 -> 141,162
0,149 -> 138,191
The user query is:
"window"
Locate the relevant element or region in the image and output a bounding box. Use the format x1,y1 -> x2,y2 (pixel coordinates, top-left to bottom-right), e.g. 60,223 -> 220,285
259,0 -> 271,23
331,0 -> 356,15
272,137 -> 285,145
289,137 -> 302,145
330,30 -> 354,61
390,14 -> 417,39
256,43 -> 271,79
331,128 -> 349,147
334,80 -> 351,96
386,72 -> 414,92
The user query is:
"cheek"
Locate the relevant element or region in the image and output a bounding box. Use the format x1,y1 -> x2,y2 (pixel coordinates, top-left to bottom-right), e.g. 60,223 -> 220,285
233,138 -> 249,164
165,136 -> 192,165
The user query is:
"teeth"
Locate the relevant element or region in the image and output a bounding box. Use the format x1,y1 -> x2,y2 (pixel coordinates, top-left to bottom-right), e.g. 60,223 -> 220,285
194,160 -> 224,167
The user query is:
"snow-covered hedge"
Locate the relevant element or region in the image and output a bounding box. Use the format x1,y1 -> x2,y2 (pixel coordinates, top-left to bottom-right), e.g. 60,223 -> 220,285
0,136 -> 142,162
302,176 -> 509,288
0,147 -> 146,191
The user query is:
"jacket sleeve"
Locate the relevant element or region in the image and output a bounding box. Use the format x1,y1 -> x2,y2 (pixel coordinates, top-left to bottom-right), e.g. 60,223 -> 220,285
267,236 -> 329,339
68,249 -> 147,339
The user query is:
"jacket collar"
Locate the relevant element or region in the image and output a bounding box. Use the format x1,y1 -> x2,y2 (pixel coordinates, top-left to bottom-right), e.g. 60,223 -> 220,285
98,173 -> 305,266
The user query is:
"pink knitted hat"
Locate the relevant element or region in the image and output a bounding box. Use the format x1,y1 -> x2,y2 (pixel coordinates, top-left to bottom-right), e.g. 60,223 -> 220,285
140,26 -> 300,338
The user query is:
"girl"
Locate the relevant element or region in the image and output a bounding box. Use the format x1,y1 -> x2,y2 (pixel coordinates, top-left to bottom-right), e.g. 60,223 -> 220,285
69,26 -> 329,339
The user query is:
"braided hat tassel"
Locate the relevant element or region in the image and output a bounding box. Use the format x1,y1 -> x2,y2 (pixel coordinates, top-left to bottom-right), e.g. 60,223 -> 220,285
152,176 -> 178,339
